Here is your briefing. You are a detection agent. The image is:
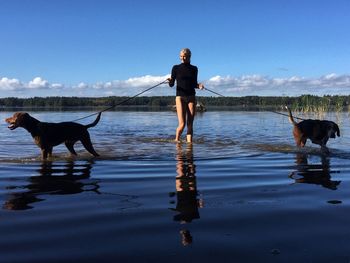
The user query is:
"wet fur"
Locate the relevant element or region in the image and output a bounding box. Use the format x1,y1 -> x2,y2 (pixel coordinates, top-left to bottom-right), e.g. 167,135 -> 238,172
5,112 -> 101,159
285,106 -> 340,153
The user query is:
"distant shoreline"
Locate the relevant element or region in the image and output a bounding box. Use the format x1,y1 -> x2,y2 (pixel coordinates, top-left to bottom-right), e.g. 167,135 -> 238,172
0,105 -> 349,112
1,95 -> 349,112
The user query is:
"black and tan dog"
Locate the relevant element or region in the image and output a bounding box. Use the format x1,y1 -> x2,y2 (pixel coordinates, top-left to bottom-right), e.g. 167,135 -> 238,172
5,112 -> 101,159
285,106 -> 340,153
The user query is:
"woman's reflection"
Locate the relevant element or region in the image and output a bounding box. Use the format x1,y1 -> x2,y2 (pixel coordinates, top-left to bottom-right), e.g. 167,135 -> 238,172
3,160 -> 99,210
172,143 -> 203,246
289,153 -> 340,190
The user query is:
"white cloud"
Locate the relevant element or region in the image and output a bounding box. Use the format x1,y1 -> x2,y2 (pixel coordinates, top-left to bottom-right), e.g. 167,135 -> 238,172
28,77 -> 49,89
1,73 -> 350,97
75,82 -> 89,89
0,77 -> 23,91
51,83 -> 64,89
125,75 -> 170,87
0,76 -> 64,96
72,75 -> 172,96
204,74 -> 350,96
320,74 -> 350,87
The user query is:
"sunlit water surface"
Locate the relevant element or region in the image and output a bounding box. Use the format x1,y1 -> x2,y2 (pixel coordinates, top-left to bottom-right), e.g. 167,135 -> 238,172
1,111 -> 350,262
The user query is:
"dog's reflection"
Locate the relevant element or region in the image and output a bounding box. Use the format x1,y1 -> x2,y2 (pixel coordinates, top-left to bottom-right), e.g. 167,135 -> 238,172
3,160 -> 100,210
171,143 -> 203,246
289,153 -> 340,190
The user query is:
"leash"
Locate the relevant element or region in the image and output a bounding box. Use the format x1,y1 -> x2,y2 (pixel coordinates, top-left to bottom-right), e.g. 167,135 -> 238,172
204,87 -> 307,121
72,79 -> 168,122
204,87 -> 225,97
270,110 -> 306,121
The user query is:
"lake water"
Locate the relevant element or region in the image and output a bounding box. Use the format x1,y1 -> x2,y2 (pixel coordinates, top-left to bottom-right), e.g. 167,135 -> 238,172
1,110 -> 350,262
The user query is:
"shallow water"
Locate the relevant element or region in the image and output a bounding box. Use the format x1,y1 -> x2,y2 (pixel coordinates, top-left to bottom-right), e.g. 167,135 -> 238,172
1,110 -> 350,262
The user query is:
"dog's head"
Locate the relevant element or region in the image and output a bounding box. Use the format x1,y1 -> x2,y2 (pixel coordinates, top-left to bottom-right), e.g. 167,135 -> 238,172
5,112 -> 31,130
327,121 -> 340,138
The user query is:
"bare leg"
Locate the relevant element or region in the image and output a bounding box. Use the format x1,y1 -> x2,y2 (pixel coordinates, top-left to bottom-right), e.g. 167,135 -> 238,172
186,97 -> 196,143
175,96 -> 186,142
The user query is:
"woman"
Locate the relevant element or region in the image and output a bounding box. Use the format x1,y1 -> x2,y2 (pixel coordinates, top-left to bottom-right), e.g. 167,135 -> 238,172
168,48 -> 204,143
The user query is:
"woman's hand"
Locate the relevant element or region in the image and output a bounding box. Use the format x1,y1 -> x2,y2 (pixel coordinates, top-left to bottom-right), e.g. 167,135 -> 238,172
167,78 -> 175,87
198,83 -> 205,90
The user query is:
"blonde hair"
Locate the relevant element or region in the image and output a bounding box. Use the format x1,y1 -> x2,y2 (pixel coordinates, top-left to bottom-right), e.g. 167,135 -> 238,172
180,48 -> 191,57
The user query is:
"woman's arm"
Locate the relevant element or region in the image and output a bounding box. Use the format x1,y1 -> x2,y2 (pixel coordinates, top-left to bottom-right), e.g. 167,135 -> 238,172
195,66 -> 204,89
168,66 -> 176,87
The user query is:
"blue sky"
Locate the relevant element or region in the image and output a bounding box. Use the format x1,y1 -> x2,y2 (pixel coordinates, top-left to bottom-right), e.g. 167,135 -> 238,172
1,0 -> 349,97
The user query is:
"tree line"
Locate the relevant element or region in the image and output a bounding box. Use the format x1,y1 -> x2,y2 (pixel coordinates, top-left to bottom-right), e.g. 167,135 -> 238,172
0,95 -> 349,111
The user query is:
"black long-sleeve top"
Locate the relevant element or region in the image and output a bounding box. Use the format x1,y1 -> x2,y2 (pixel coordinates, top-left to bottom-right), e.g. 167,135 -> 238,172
169,63 -> 198,96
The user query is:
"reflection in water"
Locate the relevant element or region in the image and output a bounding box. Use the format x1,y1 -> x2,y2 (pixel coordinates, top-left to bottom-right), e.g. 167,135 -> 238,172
289,153 -> 341,190
3,160 -> 99,210
171,143 -> 203,246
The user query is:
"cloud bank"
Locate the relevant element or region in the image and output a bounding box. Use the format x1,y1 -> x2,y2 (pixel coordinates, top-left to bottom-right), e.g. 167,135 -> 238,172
1,74 -> 350,98
206,74 -> 350,96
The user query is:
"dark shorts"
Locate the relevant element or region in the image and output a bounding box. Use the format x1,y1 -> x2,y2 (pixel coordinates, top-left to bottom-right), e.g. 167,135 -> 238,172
176,96 -> 196,104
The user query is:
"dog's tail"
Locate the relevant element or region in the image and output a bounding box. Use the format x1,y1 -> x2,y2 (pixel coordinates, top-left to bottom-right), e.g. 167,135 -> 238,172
85,112 -> 101,129
285,106 -> 297,125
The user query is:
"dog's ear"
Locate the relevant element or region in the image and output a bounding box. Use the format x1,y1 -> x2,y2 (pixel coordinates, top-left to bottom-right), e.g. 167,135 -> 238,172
17,112 -> 29,120
328,122 -> 340,137
335,123 -> 340,137
14,112 -> 31,126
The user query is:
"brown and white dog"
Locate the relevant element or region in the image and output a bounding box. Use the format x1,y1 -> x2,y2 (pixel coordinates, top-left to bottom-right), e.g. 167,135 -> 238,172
285,106 -> 340,153
5,112 -> 101,159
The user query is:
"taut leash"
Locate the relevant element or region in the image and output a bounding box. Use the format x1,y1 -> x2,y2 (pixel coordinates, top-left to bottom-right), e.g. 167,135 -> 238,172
72,79 -> 168,122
